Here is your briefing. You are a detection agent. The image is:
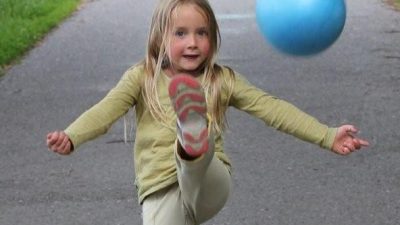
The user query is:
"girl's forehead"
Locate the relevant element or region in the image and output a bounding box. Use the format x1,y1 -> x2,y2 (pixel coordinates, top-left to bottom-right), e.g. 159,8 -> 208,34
171,3 -> 209,23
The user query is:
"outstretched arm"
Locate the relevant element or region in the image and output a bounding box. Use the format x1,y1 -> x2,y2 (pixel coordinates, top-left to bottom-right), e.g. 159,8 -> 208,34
331,125 -> 369,155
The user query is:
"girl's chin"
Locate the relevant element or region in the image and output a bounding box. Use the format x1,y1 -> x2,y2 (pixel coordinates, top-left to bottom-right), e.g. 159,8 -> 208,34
167,66 -> 205,76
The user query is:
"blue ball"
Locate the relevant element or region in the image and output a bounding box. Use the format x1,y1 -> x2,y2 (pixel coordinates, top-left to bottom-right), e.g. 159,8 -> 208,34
256,0 -> 346,56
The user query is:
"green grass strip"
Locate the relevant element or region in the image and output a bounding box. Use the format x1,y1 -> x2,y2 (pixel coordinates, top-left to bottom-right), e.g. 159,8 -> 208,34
0,0 -> 81,67
396,0 -> 400,8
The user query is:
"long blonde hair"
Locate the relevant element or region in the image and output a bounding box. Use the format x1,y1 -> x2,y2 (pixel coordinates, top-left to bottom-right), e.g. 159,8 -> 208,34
142,0 -> 234,134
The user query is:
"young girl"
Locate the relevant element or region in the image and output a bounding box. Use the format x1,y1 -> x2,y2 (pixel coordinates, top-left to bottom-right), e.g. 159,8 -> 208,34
46,0 -> 369,224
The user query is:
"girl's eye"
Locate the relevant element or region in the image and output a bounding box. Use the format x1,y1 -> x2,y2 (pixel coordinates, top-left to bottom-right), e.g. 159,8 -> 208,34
198,30 -> 208,36
175,31 -> 185,37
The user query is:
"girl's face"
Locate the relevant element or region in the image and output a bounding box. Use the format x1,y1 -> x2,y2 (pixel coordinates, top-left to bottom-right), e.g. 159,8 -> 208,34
166,4 -> 211,76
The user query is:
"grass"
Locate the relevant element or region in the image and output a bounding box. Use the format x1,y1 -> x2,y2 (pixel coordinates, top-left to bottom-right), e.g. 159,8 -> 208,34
387,0 -> 400,10
0,0 -> 81,70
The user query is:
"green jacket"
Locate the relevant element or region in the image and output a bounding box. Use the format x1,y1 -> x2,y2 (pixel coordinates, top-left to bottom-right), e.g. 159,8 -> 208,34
65,64 -> 337,203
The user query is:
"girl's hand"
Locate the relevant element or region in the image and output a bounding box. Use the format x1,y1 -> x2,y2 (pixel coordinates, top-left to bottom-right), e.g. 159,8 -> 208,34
46,131 -> 73,155
331,125 -> 369,155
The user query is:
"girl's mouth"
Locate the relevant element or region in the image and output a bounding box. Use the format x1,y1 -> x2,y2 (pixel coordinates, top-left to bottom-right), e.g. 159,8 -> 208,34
183,55 -> 199,60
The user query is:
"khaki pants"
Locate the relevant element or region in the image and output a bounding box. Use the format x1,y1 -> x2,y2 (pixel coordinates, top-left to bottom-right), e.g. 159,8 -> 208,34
142,139 -> 232,225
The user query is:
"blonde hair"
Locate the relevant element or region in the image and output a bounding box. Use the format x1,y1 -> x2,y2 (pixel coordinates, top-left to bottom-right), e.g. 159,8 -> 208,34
142,0 -> 234,134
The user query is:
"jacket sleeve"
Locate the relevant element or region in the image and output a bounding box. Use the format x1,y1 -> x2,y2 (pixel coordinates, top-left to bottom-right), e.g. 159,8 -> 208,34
229,73 -> 336,150
64,66 -> 143,149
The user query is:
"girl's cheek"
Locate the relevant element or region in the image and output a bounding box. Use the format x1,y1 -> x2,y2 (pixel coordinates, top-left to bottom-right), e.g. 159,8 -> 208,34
204,46 -> 211,57
199,41 -> 209,54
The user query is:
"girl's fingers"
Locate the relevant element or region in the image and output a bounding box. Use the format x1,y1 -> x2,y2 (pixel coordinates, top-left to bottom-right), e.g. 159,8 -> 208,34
359,138 -> 370,147
59,144 -> 72,155
59,136 -> 71,154
47,132 -> 58,146
352,139 -> 361,149
350,137 -> 369,150
338,146 -> 350,155
342,125 -> 370,149
65,141 -> 72,154
50,142 -> 60,152
55,132 -> 65,147
345,125 -> 358,134
343,141 -> 355,152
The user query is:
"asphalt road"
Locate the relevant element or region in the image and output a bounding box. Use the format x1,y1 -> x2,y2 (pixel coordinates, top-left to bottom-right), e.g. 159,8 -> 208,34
1,0 -> 400,224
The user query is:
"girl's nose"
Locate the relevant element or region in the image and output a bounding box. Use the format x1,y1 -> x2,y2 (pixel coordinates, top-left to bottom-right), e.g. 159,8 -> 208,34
187,34 -> 197,48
